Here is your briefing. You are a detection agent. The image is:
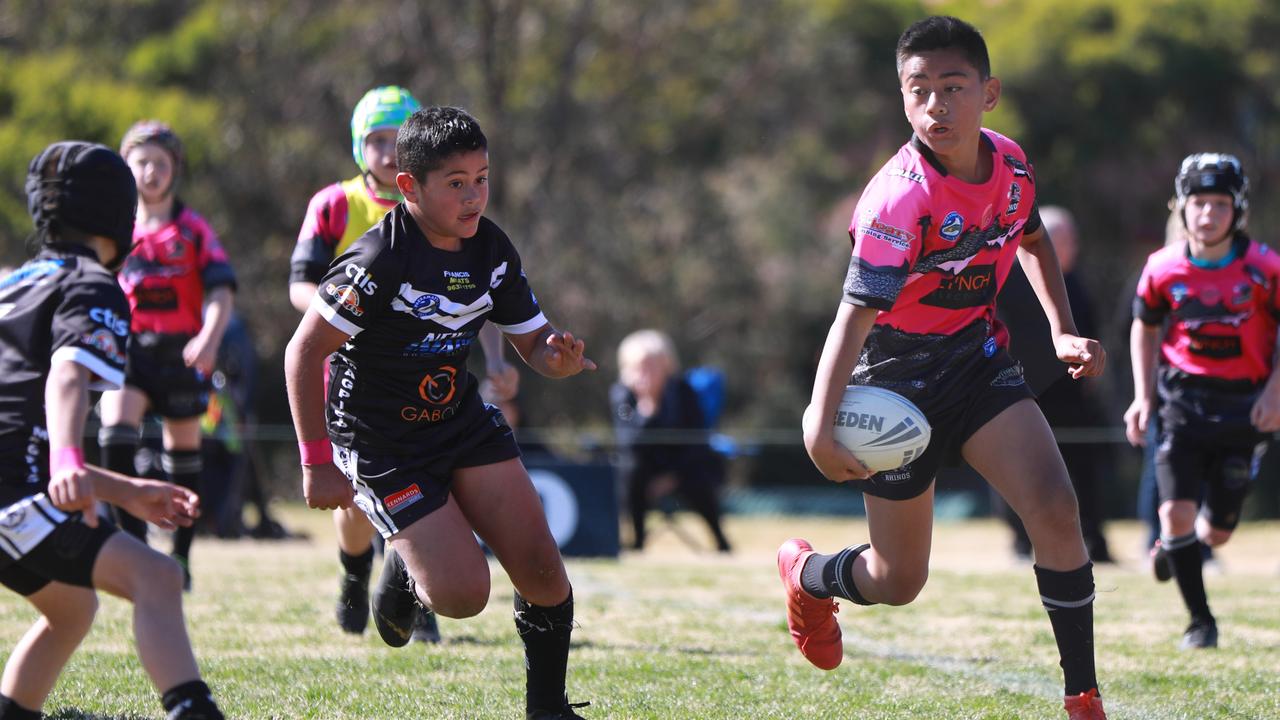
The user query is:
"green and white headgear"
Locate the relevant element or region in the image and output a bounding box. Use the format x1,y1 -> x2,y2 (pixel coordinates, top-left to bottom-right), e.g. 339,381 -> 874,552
350,85 -> 421,174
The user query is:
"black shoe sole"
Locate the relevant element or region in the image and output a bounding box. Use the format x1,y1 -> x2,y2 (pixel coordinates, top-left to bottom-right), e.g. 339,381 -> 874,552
371,548 -> 417,648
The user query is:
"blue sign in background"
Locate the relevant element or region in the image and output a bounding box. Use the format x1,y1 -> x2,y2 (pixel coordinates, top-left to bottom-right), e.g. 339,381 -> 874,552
525,460 -> 620,558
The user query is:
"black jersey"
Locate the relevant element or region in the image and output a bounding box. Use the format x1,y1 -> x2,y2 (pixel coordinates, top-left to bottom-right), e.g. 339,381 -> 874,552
311,207 -> 545,451
0,246 -> 130,501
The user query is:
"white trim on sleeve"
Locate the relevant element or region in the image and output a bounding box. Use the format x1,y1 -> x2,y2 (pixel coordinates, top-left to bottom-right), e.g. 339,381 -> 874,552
310,294 -> 364,337
51,346 -> 125,391
492,312 -> 548,336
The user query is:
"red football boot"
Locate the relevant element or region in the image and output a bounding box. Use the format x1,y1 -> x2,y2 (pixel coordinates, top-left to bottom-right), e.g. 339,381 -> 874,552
1064,688 -> 1108,720
777,538 -> 843,670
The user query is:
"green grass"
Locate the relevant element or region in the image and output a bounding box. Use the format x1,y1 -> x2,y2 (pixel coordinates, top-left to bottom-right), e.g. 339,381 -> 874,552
4,508 -> 1278,719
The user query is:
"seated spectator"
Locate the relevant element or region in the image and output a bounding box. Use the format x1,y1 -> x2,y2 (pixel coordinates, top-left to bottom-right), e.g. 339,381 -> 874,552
611,330 -> 731,552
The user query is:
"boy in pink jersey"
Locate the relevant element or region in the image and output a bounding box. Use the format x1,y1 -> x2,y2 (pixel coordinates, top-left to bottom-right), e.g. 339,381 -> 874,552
1125,154 -> 1280,649
776,17 -> 1108,719
98,121 -> 237,591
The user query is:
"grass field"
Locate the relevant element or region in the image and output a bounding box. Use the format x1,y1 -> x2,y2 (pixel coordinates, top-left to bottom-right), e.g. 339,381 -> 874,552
3,507 -> 1277,719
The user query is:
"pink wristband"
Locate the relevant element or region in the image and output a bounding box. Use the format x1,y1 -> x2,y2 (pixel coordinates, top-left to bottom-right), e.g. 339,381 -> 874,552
298,437 -> 333,466
50,447 -> 85,477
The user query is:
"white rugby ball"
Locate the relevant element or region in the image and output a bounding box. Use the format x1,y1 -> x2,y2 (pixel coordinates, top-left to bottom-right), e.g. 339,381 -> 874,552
832,385 -> 931,473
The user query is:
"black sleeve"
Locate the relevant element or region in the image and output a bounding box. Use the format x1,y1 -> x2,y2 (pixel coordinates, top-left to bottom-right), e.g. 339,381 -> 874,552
311,235 -> 400,336
486,228 -> 547,334
51,273 -> 131,391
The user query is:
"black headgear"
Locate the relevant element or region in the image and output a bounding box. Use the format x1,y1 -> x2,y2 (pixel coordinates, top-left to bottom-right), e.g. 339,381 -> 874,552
25,141 -> 137,269
1174,153 -> 1249,233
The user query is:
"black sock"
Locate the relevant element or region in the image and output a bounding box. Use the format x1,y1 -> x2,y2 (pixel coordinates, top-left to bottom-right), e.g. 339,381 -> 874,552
800,544 -> 874,605
1034,562 -> 1098,697
339,546 -> 375,579
161,680 -> 223,719
0,693 -> 40,720
100,425 -> 147,540
164,449 -> 202,561
1164,532 -> 1212,622
514,590 -> 574,713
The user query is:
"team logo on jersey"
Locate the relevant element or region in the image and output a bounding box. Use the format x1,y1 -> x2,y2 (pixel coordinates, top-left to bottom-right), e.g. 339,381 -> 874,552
939,211 -> 965,242
164,238 -> 188,262
325,283 -> 364,317
857,211 -> 916,252
344,263 -> 378,294
1005,182 -> 1022,216
391,283 -> 495,329
1232,282 -> 1253,305
384,483 -> 424,514
81,329 -> 126,365
1170,282 -> 1189,304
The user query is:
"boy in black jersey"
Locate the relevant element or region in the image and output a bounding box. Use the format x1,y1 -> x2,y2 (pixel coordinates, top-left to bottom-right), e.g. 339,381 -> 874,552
285,107 -> 595,720
0,142 -> 222,719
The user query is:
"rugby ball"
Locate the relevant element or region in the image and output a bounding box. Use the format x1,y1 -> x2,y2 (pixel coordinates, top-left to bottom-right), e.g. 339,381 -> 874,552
832,385 -> 931,473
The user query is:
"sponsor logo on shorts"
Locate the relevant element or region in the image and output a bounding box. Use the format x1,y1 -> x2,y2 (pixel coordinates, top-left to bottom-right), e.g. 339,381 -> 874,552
325,283 -> 363,317
344,263 -> 378,294
0,506 -> 25,529
857,212 -> 916,252
940,211 -> 964,242
990,363 -> 1026,388
879,470 -> 912,484
81,329 -> 126,365
1005,182 -> 1022,216
983,336 -> 998,358
385,483 -> 424,514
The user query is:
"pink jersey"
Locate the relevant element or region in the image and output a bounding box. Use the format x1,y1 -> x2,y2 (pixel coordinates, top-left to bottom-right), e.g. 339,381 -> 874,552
118,206 -> 236,335
843,130 -> 1041,349
1134,236 -> 1280,384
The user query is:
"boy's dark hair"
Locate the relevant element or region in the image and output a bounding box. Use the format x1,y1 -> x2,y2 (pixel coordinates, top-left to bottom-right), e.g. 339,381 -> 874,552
896,16 -> 990,80
396,106 -> 488,181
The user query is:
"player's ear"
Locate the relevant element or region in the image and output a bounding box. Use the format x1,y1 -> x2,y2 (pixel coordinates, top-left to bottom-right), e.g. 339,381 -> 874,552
983,76 -> 1001,112
395,172 -> 420,202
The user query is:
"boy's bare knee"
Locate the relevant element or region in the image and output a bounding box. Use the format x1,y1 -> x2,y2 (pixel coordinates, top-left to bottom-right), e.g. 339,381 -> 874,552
428,592 -> 487,619
878,570 -> 928,606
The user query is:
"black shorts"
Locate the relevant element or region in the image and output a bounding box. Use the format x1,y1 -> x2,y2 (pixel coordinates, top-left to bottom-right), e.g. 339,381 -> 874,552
125,332 -> 211,419
1155,371 -> 1267,530
847,322 -> 1036,501
334,402 -> 521,538
0,494 -> 116,596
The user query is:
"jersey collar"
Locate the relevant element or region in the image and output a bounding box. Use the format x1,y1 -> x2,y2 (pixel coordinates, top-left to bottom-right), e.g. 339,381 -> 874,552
910,131 -> 996,177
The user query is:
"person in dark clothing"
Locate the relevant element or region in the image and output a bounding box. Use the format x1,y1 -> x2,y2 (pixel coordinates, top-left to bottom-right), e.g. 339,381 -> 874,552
991,207 -> 1113,563
611,329 -> 731,553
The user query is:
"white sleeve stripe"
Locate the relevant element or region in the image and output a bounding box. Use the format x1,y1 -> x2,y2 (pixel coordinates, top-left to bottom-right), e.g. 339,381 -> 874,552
310,294 -> 364,337
492,313 -> 548,336
50,346 -> 124,390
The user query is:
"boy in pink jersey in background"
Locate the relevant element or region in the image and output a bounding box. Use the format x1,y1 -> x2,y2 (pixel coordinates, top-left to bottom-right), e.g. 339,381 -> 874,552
98,121 -> 236,592
776,17 -> 1108,719
1125,154 -> 1280,650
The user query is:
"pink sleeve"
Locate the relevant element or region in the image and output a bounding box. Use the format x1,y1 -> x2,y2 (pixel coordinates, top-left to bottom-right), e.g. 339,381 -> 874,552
842,177 -> 925,310
298,184 -> 349,248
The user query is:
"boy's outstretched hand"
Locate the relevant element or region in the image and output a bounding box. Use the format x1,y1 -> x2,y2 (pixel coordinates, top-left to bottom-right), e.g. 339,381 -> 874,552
116,478 -> 201,531
1054,334 -> 1106,379
542,331 -> 597,377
